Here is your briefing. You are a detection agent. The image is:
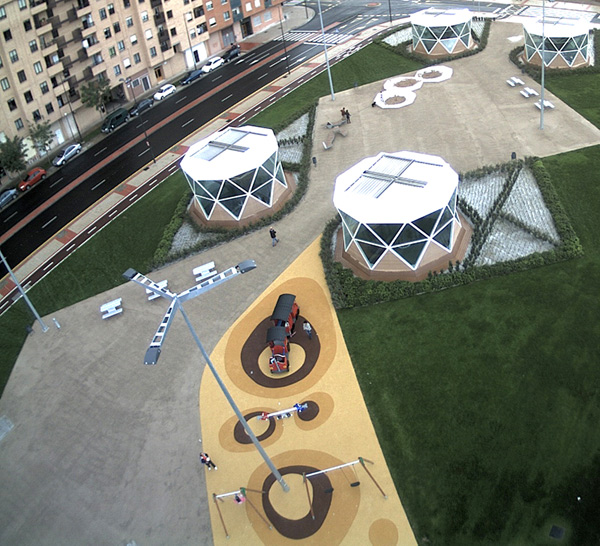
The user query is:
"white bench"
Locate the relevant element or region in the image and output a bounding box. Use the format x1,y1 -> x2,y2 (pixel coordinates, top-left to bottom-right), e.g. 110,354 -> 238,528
101,298 -> 123,319
524,87 -> 538,96
535,99 -> 555,110
193,261 -> 217,283
511,76 -> 524,85
520,89 -> 530,98
506,79 -> 516,87
146,280 -> 168,301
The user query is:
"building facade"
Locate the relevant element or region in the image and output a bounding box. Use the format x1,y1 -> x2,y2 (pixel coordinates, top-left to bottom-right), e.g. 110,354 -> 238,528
0,0 -> 283,161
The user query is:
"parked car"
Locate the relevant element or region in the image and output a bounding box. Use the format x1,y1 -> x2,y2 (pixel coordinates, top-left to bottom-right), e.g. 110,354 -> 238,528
153,84 -> 176,101
0,188 -> 18,207
128,98 -> 154,117
101,108 -> 130,133
18,167 -> 47,191
222,45 -> 241,62
201,57 -> 225,73
181,69 -> 203,85
52,144 -> 82,167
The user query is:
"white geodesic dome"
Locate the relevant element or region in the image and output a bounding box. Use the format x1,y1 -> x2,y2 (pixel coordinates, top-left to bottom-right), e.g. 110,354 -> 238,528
411,8 -> 473,57
523,17 -> 591,68
333,151 -> 460,271
180,125 -> 287,222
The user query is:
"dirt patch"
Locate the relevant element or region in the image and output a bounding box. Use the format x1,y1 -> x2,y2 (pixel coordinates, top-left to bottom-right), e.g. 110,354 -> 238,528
385,96 -> 406,105
421,70 -> 441,79
394,78 -> 418,87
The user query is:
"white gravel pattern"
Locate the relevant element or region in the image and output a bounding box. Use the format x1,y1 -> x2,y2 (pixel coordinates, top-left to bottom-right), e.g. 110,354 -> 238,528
502,167 -> 560,244
276,113 -> 309,163
459,173 -> 504,217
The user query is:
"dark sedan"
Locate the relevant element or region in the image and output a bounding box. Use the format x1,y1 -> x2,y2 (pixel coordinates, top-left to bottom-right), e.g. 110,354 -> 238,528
129,98 -> 154,117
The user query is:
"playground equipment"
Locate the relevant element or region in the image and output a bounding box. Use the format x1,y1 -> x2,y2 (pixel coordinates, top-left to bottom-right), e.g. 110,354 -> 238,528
267,294 -> 299,373
302,457 -> 387,520
212,487 -> 272,539
257,402 -> 309,421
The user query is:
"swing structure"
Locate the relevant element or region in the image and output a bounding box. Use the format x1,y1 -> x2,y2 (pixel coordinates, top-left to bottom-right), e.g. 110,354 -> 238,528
212,487 -> 272,539
302,457 -> 387,520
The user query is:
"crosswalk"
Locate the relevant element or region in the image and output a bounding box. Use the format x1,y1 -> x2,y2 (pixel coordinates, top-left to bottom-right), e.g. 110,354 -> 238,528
275,30 -> 353,46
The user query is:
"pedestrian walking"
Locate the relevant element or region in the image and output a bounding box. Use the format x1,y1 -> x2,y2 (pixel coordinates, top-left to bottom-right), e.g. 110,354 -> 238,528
199,452 -> 217,470
340,107 -> 347,120
303,320 -> 313,340
269,227 -> 279,246
345,110 -> 351,124
312,156 -> 317,168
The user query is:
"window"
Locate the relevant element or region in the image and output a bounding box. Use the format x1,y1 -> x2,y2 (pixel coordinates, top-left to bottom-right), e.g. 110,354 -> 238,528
130,34 -> 138,44
40,81 -> 49,94
253,14 -> 260,26
123,57 -> 131,68
126,16 -> 133,27
9,50 -> 18,63
24,19 -> 32,32
18,70 -> 27,83
149,46 -> 157,57
113,64 -> 121,76
254,0 -> 260,6
206,1 -> 213,9
186,11 -> 192,21
109,46 -> 116,57
29,39 -> 38,53
1,77 -> 9,90
208,17 -> 216,26
104,27 -> 112,39
193,6 -> 204,17
167,10 -> 173,18
123,0 -> 130,7
264,10 -> 271,21
141,10 -> 148,22
8,98 -> 17,111
222,0 -> 228,4
46,102 -> 54,114
108,3 -> 115,14
24,91 -> 33,103
99,7 -> 107,19
18,0 -> 27,9
34,61 -> 43,74
57,95 -> 65,107
33,109 -> 42,121
3,29 -> 12,42
117,40 -> 125,51
0,7 -> 6,20
15,118 -> 24,131
145,29 -> 152,40
223,11 -> 230,21
245,2 -> 251,11
113,21 -> 121,33
169,27 -> 177,36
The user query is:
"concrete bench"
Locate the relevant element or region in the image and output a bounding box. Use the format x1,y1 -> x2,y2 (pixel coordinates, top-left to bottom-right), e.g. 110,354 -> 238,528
535,99 -> 555,110
101,298 -> 123,319
524,87 -> 538,96
323,126 -> 348,150
520,89 -> 531,98
325,119 -> 347,129
511,77 -> 524,85
146,280 -> 168,301
193,261 -> 216,283
506,79 -> 516,87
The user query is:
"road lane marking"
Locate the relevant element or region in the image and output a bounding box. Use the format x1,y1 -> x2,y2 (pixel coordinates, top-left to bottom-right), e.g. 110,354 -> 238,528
182,118 -> 194,127
92,179 -> 106,190
94,147 -> 107,157
221,94 -> 232,102
41,216 -> 57,230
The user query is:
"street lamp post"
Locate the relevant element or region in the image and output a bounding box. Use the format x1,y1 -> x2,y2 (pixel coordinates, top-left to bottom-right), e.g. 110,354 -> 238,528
121,77 -> 156,163
539,1 -> 546,130
317,0 -> 335,101
184,16 -> 198,70
279,2 -> 291,76
61,72 -> 83,142
123,263 -> 289,493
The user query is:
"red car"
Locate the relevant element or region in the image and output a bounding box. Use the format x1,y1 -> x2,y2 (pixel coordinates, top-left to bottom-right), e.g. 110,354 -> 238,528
19,167 -> 47,191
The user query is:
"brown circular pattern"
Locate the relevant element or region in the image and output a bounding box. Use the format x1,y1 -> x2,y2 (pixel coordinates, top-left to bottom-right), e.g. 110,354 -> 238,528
262,465 -> 333,539
369,518 -> 399,545
233,411 -> 276,444
296,400 -> 319,421
241,315 -> 321,388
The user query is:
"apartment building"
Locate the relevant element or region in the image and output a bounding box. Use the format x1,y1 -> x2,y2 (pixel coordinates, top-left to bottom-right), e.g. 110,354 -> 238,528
0,0 -> 283,160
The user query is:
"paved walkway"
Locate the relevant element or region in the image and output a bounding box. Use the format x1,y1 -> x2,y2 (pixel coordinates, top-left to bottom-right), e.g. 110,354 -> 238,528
2,12 -> 600,546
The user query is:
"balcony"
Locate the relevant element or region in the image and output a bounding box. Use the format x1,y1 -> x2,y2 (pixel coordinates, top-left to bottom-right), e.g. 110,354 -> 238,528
154,12 -> 165,25
30,0 -> 48,15
150,0 -> 162,7
34,14 -> 51,30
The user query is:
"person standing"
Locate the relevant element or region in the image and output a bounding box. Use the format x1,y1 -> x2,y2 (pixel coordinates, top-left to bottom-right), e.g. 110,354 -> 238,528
199,452 -> 217,470
345,110 -> 351,124
269,227 -> 279,246
303,320 -> 313,340
340,107 -> 347,120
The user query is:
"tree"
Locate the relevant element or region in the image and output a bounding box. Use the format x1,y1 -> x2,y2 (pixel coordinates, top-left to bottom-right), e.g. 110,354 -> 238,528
28,120 -> 54,157
0,136 -> 27,174
80,77 -> 112,115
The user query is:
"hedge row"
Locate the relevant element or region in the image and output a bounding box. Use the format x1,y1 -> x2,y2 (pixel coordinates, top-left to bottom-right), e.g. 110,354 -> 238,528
151,103 -> 317,268
508,29 -> 600,82
319,157 -> 582,309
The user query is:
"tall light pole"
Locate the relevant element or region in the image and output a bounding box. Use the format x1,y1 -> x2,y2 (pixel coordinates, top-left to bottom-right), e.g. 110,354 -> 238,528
279,2 -> 291,75
61,72 -> 83,142
539,3 -> 546,130
184,15 -> 198,70
0,249 -> 48,332
317,0 -> 335,101
123,263 -> 290,493
388,0 -> 392,26
121,77 -> 156,163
